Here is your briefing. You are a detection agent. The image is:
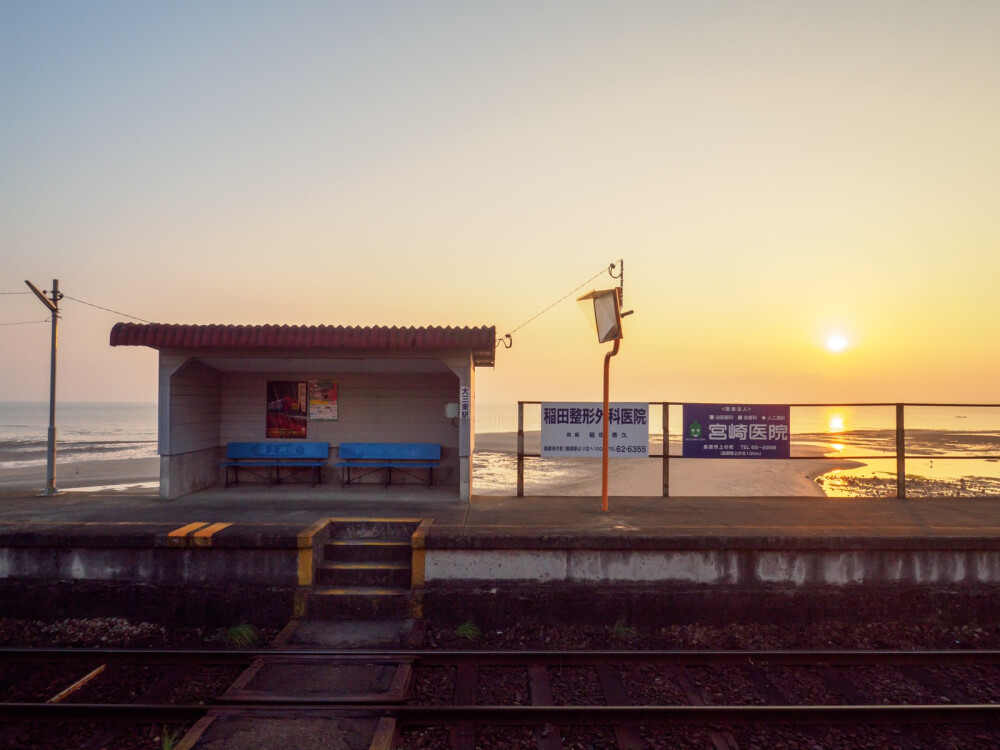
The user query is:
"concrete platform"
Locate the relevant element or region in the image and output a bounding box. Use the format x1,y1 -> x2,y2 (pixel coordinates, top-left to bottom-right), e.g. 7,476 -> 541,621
3,486 -> 1000,627
5,485 -> 1000,539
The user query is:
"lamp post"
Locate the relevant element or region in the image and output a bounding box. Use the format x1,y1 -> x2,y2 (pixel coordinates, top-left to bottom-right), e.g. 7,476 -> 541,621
24,279 -> 63,496
577,287 -> 624,512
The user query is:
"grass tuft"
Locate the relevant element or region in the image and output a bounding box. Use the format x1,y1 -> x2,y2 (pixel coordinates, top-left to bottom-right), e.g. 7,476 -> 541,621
160,724 -> 183,750
455,620 -> 482,641
610,616 -> 638,641
224,623 -> 260,648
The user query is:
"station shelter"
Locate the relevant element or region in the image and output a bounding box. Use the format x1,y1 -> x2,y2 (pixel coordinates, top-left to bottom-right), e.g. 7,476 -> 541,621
109,323 -> 496,501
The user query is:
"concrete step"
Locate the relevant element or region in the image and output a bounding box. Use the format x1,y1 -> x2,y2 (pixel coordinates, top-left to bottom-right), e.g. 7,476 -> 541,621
324,539 -> 412,564
314,561 -> 411,588
327,519 -> 421,540
307,587 -> 413,620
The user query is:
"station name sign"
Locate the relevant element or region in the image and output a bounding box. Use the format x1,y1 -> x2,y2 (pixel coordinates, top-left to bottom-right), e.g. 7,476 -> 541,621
541,402 -> 649,457
682,403 -> 790,459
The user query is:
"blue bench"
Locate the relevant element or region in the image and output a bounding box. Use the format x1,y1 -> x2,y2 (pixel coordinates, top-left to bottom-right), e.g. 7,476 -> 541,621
222,442 -> 329,487
335,442 -> 442,488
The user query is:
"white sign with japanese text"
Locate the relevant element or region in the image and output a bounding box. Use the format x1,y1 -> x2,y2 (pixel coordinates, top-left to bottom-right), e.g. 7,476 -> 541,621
540,402 -> 649,457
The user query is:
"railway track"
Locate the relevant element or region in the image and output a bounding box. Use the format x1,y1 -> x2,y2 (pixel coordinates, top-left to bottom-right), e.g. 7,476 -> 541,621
403,649 -> 1000,749
0,648 -> 252,749
3,648 -> 1000,749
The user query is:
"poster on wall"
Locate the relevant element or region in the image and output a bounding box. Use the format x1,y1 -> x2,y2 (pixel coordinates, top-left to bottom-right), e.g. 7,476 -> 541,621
309,380 -> 338,421
266,380 -> 308,438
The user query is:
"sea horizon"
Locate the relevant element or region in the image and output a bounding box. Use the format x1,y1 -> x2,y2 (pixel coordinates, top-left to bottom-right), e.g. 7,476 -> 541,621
2,401 -> 998,497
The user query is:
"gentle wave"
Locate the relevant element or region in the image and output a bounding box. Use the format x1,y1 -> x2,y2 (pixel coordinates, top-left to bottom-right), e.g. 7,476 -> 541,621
0,439 -> 157,469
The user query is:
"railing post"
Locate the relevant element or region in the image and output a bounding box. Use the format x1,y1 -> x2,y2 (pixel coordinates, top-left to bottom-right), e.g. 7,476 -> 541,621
896,403 -> 906,498
662,402 -> 670,497
516,401 -> 525,497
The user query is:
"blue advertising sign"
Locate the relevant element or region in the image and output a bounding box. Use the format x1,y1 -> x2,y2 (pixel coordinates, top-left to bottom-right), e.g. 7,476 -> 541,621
682,404 -> 790,459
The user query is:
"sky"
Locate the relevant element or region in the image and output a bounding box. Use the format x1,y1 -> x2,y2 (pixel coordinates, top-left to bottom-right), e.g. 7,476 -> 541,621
2,1 -> 999,407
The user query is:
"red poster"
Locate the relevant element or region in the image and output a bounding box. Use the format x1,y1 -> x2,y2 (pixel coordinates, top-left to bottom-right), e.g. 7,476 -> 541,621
266,381 -> 307,438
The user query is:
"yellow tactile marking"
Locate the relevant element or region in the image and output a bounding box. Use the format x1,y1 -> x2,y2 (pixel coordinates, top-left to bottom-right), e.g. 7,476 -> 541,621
408,589 -> 425,619
168,522 -> 210,538
297,517 -> 332,547
296,517 -> 333,586
193,522 -> 231,537
410,519 -> 433,589
293,589 -> 308,619
298,547 -> 313,586
191,522 -> 232,546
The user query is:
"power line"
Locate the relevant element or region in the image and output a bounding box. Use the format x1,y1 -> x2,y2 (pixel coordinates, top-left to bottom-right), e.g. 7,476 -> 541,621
0,319 -> 49,326
5,286 -> 151,323
497,264 -> 614,349
62,295 -> 151,323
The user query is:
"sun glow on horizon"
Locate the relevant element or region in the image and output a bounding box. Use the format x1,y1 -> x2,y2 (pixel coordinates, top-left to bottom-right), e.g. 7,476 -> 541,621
828,414 -> 846,432
826,335 -> 849,353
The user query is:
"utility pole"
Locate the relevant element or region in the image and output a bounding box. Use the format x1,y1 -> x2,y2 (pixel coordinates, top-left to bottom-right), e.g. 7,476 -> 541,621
24,279 -> 63,496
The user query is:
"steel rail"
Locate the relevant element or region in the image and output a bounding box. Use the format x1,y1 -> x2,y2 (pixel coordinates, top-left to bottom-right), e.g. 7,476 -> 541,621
3,702 -> 1000,725
399,649 -> 1000,667
0,648 -> 257,662
4,647 -> 1000,666
394,704 -> 1000,726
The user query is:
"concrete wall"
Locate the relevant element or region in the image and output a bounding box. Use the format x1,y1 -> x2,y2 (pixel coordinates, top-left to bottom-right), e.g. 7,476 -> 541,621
424,546 -> 1000,586
0,524 -> 317,626
218,370 -> 461,485
164,359 -> 222,453
156,352 -> 466,498
0,544 -> 299,584
159,356 -> 222,499
160,447 -> 220,499
445,355 -> 474,500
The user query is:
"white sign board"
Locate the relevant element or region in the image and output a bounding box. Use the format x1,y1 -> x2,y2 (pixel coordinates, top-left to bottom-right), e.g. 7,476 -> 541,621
540,402 -> 649,457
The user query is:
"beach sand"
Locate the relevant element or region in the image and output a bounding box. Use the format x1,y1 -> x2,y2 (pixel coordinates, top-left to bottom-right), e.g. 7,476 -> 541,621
0,457 -> 160,492
475,431 -> 860,497
0,433 -> 858,497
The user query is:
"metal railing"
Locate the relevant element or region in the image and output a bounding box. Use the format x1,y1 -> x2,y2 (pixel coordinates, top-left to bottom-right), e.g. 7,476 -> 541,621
515,401 -> 1000,498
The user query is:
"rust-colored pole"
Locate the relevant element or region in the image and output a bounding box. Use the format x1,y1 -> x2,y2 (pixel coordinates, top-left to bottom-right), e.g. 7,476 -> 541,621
896,403 -> 906,499
601,338 -> 621,512
662,402 -> 669,497
517,401 -> 525,497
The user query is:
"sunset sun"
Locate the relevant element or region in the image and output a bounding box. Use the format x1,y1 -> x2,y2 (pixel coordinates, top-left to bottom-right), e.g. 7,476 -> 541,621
826,335 -> 848,353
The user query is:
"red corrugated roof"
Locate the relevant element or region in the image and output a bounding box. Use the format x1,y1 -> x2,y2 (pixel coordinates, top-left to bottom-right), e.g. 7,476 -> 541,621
110,323 -> 496,365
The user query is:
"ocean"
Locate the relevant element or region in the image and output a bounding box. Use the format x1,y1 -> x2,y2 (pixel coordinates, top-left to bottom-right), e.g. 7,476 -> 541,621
0,402 -> 158,470
476,403 -> 1000,497
1,401 -> 998,496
